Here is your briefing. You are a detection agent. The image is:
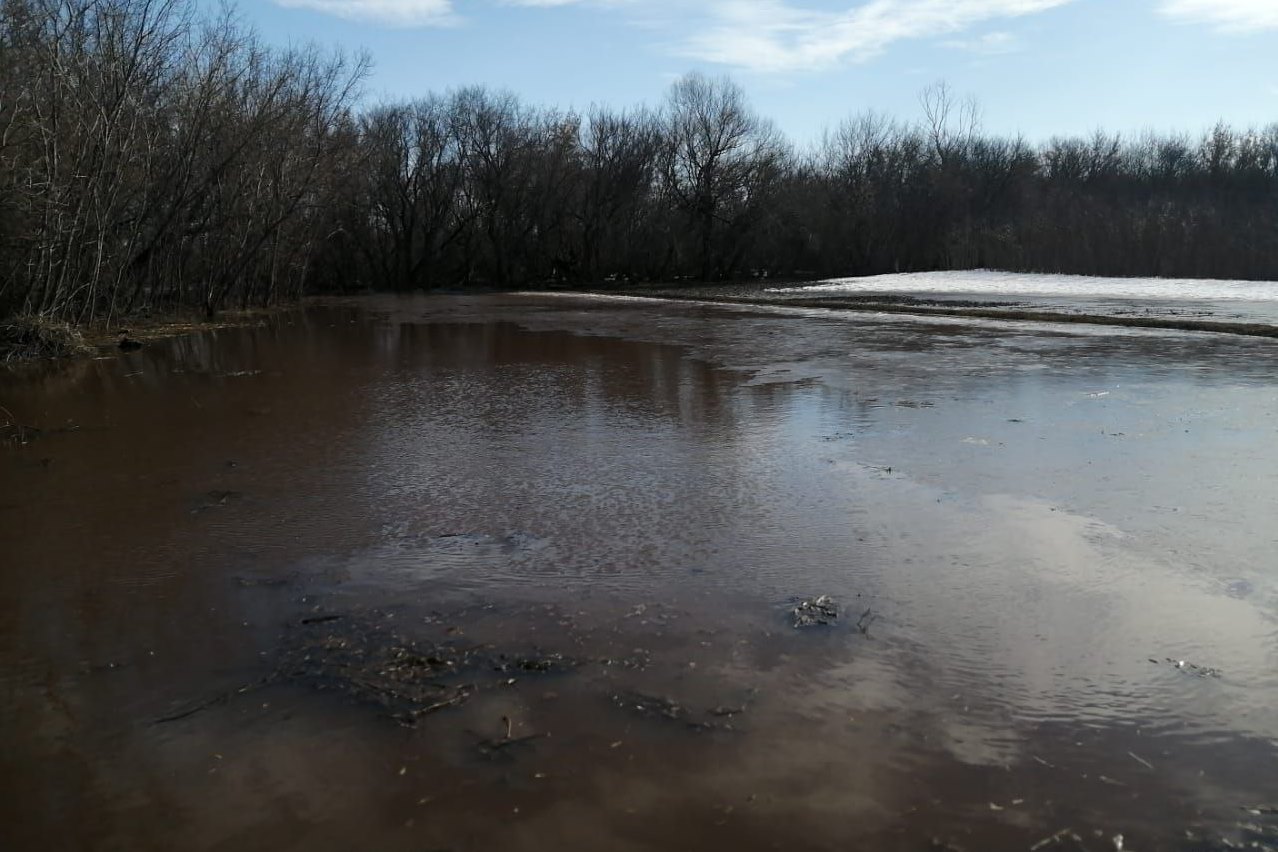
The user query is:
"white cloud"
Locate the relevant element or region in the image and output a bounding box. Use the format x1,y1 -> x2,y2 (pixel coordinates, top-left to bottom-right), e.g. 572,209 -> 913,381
1159,0 -> 1278,32
272,0 -> 457,26
680,0 -> 1074,72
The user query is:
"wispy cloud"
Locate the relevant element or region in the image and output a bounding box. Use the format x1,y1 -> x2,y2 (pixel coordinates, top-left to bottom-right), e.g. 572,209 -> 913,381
270,0 -> 1072,68
272,0 -> 458,26
680,0 -> 1073,72
270,0 -> 622,26
944,30 -> 1022,54
501,0 -> 622,7
1159,0 -> 1278,32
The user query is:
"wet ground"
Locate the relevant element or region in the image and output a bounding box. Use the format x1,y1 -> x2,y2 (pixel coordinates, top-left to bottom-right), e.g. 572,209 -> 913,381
2,294 -> 1277,851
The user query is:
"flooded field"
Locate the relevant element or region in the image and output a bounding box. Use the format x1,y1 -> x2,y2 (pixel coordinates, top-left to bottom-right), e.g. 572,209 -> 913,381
2,294 -> 1277,851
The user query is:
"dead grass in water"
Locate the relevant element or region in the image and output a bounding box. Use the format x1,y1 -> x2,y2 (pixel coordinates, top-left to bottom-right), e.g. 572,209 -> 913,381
80,308 -> 283,349
0,316 -> 95,362
1,306 -> 296,362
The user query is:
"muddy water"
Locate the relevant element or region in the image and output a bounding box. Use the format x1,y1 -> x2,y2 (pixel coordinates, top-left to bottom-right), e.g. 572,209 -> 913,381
2,295 -> 1277,852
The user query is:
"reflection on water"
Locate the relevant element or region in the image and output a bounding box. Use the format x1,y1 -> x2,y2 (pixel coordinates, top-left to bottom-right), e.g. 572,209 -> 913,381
2,294 -> 1277,851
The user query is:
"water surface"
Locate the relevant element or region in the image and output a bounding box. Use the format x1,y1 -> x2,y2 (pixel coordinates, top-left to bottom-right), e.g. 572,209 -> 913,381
2,295 -> 1276,851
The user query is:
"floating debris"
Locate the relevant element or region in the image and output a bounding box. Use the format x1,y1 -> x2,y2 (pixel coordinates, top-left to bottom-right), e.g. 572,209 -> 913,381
1150,657 -> 1222,678
153,610 -> 578,727
152,677 -> 273,724
710,706 -> 744,717
0,421 -> 41,445
1221,813 -> 1278,852
611,690 -> 745,732
0,412 -> 82,446
235,575 -> 293,589
492,652 -> 580,674
599,648 -> 651,671
613,690 -> 685,721
1030,827 -> 1077,851
277,619 -> 485,726
472,715 -> 549,761
792,595 -> 838,628
191,489 -> 245,514
1127,751 -> 1154,770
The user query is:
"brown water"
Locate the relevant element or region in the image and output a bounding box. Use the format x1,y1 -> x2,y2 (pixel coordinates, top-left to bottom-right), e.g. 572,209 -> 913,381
2,294 -> 1277,852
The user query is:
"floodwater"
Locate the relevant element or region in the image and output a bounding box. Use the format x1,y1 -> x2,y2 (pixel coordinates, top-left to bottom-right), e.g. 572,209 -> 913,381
2,294 -> 1277,852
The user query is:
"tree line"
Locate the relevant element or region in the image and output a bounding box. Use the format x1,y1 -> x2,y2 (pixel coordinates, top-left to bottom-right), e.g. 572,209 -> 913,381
4,0 -> 1278,324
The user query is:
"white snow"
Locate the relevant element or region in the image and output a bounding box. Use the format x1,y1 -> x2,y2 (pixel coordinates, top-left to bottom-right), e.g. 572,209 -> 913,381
773,270 -> 1278,303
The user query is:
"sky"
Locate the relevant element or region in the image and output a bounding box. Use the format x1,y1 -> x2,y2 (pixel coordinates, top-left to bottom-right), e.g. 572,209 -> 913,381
234,0 -> 1278,145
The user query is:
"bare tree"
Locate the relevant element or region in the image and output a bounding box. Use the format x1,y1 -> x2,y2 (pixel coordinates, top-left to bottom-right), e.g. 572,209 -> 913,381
6,3 -> 1278,327
577,106 -> 661,281
661,73 -> 787,280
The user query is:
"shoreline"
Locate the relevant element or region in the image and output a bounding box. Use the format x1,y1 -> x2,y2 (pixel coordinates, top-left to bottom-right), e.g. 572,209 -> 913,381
8,273 -> 1278,366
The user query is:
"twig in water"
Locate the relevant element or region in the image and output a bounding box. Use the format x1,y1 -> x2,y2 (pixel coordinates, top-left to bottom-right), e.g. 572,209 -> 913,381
152,676 -> 273,724
485,733 -> 546,751
1128,751 -> 1154,770
1030,827 -> 1073,851
410,683 -> 475,720
473,721 -> 549,758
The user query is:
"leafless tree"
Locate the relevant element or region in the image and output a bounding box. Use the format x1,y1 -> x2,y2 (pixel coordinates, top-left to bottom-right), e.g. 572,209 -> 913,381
661,73 -> 788,280
5,5 -> 1278,324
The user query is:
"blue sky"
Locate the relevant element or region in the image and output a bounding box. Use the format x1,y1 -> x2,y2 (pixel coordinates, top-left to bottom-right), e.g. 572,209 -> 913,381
239,0 -> 1278,144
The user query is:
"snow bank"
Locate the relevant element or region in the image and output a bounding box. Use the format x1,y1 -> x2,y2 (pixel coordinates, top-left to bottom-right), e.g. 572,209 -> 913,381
773,270 -> 1278,302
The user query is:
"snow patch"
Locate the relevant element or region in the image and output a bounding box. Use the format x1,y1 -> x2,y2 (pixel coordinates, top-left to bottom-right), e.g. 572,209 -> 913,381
773,270 -> 1278,303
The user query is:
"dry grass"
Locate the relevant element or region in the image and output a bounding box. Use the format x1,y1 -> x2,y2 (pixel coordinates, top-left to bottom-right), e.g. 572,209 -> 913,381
0,316 -> 95,362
